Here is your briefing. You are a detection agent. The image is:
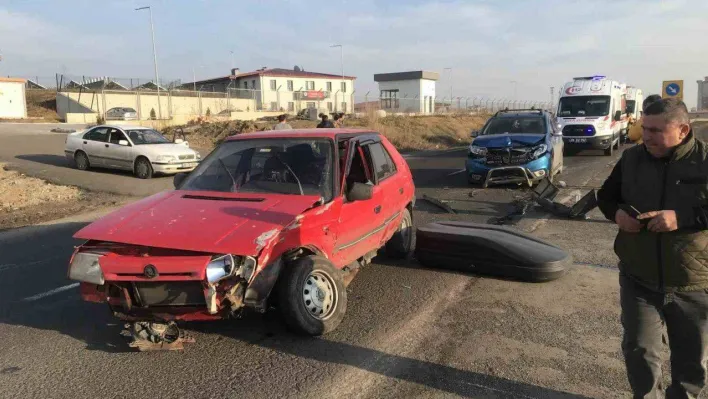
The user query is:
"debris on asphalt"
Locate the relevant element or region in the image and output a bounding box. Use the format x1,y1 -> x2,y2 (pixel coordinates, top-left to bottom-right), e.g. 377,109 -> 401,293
531,177 -> 598,219
420,194 -> 457,214
490,198 -> 533,225
557,180 -> 567,188
50,128 -> 76,133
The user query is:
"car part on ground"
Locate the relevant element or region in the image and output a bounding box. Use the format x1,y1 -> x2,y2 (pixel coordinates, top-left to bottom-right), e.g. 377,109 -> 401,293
420,194 -> 456,214
122,321 -> 195,351
532,177 -> 598,219
415,221 -> 570,282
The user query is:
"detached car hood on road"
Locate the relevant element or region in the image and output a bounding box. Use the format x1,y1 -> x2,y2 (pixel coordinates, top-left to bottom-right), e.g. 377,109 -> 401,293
473,133 -> 545,148
74,191 -> 321,256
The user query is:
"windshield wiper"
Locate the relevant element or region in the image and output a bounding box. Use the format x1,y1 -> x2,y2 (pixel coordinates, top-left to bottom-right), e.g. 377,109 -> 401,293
217,158 -> 238,192
274,154 -> 304,195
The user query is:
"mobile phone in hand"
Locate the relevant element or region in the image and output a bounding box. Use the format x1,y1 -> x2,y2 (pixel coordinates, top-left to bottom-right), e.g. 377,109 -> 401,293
620,204 -> 641,218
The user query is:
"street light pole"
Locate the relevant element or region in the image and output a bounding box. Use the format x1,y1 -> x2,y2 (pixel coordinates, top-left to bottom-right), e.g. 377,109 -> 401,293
443,68 -> 453,109
135,6 -> 161,119
230,51 -> 234,69
330,44 -> 344,110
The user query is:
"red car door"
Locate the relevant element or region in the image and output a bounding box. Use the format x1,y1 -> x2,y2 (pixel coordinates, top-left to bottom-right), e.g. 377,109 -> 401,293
332,137 -> 386,267
362,139 -> 409,244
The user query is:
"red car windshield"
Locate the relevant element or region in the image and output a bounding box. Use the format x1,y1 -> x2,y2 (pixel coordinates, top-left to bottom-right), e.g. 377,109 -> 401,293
180,138 -> 334,200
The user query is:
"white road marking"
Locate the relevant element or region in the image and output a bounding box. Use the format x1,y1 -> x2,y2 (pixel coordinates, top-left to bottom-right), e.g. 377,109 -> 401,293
21,283 -> 79,302
446,168 -> 466,176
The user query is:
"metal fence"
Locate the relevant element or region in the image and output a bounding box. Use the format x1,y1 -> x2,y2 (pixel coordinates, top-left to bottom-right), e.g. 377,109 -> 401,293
352,94 -> 553,115
9,74 -> 184,91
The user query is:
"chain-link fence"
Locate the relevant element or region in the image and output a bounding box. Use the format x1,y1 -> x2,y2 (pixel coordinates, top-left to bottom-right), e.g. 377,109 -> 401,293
353,94 -> 553,115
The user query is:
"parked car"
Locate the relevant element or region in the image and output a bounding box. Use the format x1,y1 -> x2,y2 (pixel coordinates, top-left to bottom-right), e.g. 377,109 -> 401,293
68,129 -> 416,344
64,125 -> 200,179
466,109 -> 564,188
106,107 -> 138,120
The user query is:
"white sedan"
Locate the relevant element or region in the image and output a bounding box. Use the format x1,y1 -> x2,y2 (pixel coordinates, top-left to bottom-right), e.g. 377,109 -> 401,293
64,125 -> 201,179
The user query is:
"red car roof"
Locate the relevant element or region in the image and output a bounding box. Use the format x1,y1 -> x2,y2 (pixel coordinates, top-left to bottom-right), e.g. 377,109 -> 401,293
225,128 -> 378,141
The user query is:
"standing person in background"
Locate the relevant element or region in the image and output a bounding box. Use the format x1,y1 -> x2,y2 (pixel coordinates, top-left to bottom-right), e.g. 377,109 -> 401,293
597,98 -> 708,399
317,113 -> 334,128
628,94 -> 662,144
273,114 -> 292,130
332,113 -> 342,128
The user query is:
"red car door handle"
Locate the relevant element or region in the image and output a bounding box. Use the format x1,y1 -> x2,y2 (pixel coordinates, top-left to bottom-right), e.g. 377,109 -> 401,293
399,188 -> 404,194
374,205 -> 381,214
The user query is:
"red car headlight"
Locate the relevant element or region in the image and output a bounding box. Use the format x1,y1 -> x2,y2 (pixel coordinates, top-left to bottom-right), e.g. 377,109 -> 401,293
68,252 -> 105,285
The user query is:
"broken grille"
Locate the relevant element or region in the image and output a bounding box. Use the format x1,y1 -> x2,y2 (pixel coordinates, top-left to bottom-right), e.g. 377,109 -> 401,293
486,148 -> 531,166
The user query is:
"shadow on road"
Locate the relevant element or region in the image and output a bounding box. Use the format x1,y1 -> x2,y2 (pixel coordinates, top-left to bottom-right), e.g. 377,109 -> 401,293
14,154 -> 172,180
193,314 -> 593,399
15,154 -> 69,167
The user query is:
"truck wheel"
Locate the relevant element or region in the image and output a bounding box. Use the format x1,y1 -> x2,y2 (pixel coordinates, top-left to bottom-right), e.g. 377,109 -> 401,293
134,157 -> 153,179
277,255 -> 347,336
74,151 -> 90,170
386,208 -> 414,259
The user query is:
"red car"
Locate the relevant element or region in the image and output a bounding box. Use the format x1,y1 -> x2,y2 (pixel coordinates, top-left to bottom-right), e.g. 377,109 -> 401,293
68,129 -> 415,345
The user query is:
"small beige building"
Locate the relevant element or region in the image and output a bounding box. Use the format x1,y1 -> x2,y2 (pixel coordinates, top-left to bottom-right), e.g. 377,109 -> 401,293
0,77 -> 27,119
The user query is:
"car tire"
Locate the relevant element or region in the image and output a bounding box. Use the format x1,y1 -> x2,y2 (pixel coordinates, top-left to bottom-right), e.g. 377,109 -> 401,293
134,157 -> 153,179
277,255 -> 347,336
386,208 -> 414,259
604,141 -> 614,156
74,151 -> 90,171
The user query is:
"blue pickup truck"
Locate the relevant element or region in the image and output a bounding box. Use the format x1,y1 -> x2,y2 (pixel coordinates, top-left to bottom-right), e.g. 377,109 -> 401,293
466,109 -> 564,188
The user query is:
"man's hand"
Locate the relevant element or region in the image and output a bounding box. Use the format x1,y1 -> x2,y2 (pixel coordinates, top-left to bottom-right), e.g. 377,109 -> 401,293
638,210 -> 679,232
616,209 -> 642,233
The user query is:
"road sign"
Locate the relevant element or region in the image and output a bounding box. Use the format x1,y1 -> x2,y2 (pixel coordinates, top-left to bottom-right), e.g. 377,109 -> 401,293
662,80 -> 684,100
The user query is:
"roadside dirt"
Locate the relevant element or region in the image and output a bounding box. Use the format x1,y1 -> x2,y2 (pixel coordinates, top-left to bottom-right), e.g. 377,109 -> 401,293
0,163 -> 132,230
24,90 -> 60,121
163,113 -> 488,152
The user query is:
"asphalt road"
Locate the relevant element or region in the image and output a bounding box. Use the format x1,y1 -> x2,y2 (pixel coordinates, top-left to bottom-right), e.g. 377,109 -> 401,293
0,123 -> 649,399
0,123 -> 209,197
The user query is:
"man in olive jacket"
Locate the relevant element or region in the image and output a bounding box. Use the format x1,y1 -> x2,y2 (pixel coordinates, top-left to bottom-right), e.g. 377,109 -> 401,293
598,98 -> 708,399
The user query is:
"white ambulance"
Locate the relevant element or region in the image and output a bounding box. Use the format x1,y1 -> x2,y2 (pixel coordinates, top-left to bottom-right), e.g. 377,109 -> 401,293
557,76 -> 628,156
625,86 -> 644,121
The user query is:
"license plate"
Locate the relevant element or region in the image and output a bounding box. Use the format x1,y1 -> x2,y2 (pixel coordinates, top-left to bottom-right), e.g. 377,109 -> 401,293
568,138 -> 587,143
181,162 -> 196,168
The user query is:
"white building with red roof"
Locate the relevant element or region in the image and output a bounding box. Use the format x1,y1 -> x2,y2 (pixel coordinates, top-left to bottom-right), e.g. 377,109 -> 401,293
182,67 -> 356,114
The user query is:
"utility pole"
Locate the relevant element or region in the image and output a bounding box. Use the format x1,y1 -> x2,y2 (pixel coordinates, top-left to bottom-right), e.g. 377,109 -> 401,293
549,86 -> 555,110
330,44 -> 344,108
135,6 -> 162,119
230,51 -> 235,69
511,80 -> 518,102
443,67 -> 453,109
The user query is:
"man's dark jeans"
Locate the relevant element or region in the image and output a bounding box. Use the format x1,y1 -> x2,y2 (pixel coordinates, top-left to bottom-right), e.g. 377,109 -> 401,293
620,273 -> 708,399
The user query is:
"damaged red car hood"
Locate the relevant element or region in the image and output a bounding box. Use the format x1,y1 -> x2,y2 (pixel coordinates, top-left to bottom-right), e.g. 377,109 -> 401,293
73,190 -> 321,256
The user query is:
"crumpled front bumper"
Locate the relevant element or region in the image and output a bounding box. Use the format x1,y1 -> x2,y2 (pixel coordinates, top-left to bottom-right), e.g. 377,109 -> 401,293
465,154 -> 551,188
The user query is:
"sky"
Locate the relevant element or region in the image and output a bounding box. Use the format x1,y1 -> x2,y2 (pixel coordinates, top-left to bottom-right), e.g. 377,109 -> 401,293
1,0 -> 707,108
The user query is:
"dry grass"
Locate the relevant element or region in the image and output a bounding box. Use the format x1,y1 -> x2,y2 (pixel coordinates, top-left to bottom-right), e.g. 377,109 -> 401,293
24,90 -> 60,121
165,113 -> 489,152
